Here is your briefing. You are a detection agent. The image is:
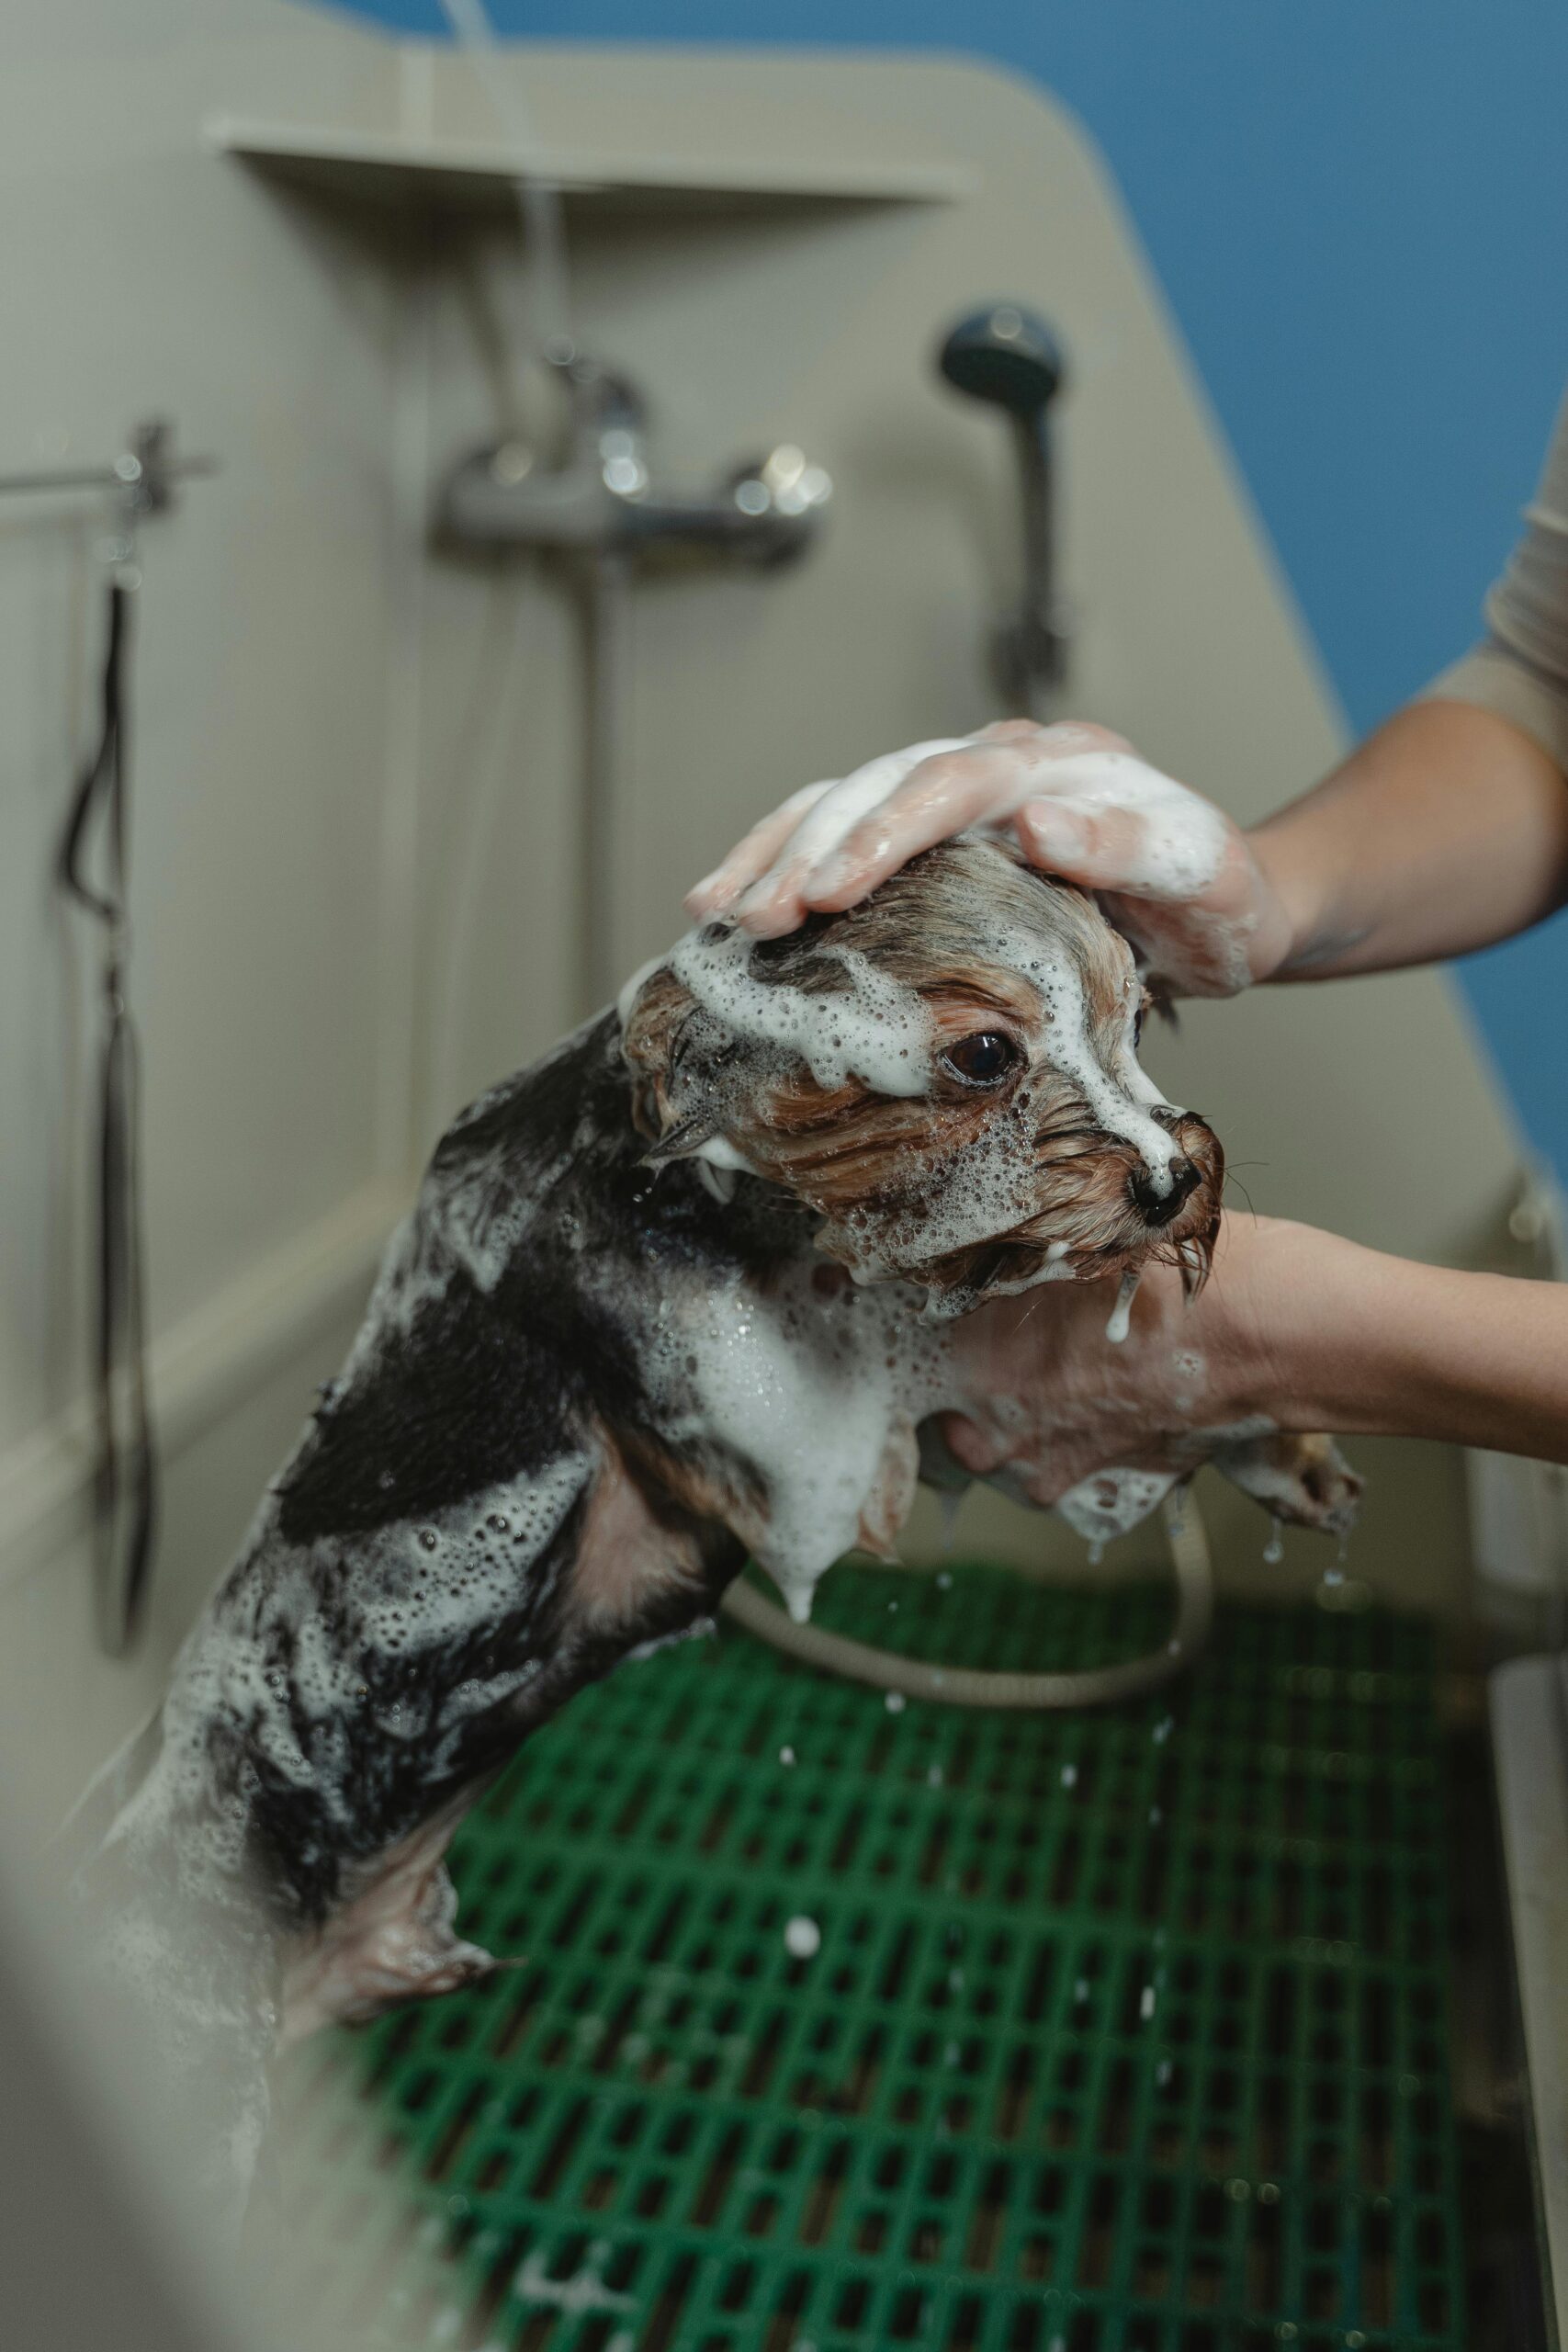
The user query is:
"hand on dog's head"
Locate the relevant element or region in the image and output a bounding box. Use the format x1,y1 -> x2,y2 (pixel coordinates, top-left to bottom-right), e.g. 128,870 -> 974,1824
622,835 -> 1223,1314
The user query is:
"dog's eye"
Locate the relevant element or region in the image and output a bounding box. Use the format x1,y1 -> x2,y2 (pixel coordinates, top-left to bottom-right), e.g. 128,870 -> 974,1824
941,1032 -> 1020,1087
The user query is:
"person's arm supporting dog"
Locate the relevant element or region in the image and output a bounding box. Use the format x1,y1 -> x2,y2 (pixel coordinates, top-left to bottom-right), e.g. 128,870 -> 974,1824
943,1214 -> 1568,1503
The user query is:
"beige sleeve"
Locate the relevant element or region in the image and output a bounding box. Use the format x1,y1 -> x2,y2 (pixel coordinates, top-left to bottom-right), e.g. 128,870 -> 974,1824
1420,386 -> 1568,773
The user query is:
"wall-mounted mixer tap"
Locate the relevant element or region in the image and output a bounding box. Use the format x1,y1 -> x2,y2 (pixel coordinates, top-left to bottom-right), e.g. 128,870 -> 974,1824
440,352 -> 831,565
937,302 -> 1068,716
436,354 -> 830,1018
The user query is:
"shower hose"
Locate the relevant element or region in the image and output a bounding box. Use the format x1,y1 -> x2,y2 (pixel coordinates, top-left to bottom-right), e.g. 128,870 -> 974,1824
719,1487 -> 1213,1710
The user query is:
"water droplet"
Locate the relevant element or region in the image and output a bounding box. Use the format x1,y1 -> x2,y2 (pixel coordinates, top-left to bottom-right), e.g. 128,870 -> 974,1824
779,1746 -> 795,1767
783,1916 -> 821,1960
885,1690 -> 906,1715
1262,1516 -> 1284,1565
1060,1763 -> 1077,1789
418,1529 -> 438,1553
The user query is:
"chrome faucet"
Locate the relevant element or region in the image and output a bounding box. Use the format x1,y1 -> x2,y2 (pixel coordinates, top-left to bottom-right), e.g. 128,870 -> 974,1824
436,354 -> 831,1019
440,352 -> 830,564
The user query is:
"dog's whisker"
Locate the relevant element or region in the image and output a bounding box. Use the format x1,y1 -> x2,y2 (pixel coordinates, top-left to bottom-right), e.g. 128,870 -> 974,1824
1223,1172 -> 1258,1217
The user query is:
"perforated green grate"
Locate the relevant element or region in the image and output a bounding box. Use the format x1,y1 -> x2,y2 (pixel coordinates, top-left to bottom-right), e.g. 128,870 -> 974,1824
281,1566 -> 1465,2352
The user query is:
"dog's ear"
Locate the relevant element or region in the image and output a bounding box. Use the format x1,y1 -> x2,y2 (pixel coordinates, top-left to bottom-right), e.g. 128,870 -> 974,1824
620,968 -> 749,1162
1143,977 -> 1179,1033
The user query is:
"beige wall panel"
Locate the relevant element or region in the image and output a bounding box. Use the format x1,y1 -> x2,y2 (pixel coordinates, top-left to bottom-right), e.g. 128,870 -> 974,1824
0,16 -> 1528,1810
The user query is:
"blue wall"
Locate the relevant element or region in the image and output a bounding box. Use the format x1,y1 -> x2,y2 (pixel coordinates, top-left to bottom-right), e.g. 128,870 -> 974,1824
338,0 -> 1568,1177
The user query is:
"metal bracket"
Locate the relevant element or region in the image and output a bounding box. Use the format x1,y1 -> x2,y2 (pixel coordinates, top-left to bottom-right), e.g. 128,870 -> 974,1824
0,417 -> 217,511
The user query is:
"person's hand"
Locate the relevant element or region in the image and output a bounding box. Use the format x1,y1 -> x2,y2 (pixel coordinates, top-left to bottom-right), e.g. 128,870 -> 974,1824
686,719 -> 1293,997
939,1214 -> 1298,1507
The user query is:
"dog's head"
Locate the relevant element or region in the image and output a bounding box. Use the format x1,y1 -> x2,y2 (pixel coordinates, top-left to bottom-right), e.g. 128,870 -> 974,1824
621,835 -> 1223,1315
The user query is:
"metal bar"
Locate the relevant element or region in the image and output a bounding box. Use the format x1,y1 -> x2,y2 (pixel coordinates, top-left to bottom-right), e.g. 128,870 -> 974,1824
580,548 -> 633,1016
0,456 -> 217,499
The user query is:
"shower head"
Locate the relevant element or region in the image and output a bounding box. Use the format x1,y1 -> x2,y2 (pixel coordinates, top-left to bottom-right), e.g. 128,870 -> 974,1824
934,301 -> 1068,714
938,305 -> 1065,418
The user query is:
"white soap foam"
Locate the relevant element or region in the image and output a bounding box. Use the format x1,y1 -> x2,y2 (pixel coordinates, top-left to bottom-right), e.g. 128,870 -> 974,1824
1105,1269 -> 1141,1345
650,1261 -> 946,1623
106,1440 -> 594,1907
781,734 -> 1229,909
666,923 -> 932,1100
514,2247 -> 632,2317
969,915 -> 1179,1192
992,746 -> 1231,900
818,904 -> 1184,1304
776,737 -> 972,872
1056,1465 -> 1179,1543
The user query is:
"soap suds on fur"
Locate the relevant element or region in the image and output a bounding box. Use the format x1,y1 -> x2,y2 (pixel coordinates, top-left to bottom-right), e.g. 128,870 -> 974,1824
646,1261 -> 947,1623
667,923 -> 932,1100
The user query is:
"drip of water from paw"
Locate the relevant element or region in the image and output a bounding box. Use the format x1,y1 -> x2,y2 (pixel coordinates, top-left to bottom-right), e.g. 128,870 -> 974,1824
938,1487 -> 962,1555
1321,1532 -> 1349,1593
1262,1516 -> 1283,1565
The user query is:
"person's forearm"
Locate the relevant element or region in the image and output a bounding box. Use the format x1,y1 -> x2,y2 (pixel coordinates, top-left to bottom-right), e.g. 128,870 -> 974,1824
1247,699 -> 1568,981
1224,1220 -> 1568,1461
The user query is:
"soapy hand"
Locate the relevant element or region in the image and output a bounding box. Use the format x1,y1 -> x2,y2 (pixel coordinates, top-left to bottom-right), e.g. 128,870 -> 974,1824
940,1241 -> 1243,1508
686,720 -> 1292,998
938,1214 -> 1359,1544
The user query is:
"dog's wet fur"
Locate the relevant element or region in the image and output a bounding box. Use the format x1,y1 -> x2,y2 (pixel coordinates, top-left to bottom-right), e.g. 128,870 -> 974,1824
72,840 -> 1353,2217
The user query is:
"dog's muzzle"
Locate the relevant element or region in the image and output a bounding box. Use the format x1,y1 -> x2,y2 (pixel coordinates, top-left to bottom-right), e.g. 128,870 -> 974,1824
1130,1153 -> 1203,1229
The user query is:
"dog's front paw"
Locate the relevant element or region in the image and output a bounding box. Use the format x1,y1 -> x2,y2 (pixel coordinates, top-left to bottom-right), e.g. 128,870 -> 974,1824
1208,1429 -> 1361,1535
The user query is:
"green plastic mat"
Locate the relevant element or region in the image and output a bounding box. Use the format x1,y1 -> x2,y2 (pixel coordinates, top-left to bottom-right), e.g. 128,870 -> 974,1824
281,1566 -> 1464,2352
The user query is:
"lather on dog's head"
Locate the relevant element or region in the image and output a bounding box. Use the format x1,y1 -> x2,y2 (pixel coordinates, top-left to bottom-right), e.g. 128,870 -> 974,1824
621,834 -> 1223,1313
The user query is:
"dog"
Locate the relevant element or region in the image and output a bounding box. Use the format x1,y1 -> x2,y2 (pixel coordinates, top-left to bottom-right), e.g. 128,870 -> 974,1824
73,834 -> 1356,2214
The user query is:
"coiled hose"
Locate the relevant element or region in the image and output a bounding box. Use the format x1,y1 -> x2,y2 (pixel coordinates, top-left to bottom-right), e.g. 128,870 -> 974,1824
719,1487 -> 1213,1710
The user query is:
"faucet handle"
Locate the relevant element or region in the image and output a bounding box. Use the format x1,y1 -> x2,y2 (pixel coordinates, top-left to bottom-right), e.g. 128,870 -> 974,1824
724,444 -> 833,563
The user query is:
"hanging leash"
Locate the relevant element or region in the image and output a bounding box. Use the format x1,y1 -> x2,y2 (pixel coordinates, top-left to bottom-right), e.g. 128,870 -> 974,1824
3,421 -> 215,1652
57,567 -> 156,1655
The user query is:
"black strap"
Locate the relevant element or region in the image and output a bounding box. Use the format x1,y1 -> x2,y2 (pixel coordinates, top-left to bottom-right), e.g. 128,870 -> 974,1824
58,578 -> 157,1654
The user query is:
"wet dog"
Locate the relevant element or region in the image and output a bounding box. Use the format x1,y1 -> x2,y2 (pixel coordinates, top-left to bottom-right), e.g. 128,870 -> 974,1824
74,836 -> 1355,2212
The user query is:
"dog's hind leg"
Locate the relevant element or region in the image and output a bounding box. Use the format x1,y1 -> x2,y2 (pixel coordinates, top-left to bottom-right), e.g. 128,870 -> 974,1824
279,1804 -> 495,2040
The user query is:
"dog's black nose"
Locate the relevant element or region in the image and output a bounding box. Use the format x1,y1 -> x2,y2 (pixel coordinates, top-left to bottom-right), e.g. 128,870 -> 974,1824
1131,1154 -> 1201,1227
